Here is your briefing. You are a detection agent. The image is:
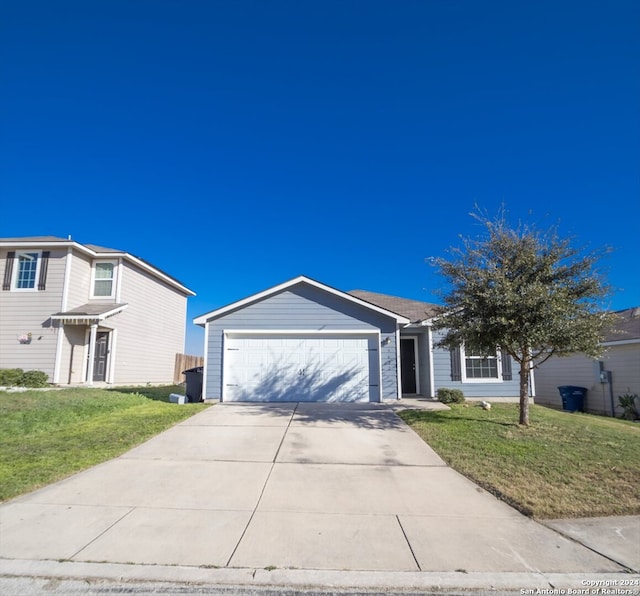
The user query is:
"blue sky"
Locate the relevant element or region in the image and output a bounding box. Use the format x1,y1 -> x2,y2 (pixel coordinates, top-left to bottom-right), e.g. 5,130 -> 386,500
2,0 -> 638,356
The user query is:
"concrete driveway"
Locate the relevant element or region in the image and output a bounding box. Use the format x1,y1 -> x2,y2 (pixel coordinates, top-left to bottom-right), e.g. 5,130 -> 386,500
0,402 -> 627,574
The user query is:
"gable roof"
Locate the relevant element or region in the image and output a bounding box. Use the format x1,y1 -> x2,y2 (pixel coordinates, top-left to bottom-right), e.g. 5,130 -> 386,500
0,236 -> 195,296
348,289 -> 440,324
193,275 -> 411,326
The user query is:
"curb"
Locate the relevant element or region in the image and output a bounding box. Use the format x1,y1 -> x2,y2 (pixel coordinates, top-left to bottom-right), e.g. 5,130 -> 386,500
2,558 -> 638,595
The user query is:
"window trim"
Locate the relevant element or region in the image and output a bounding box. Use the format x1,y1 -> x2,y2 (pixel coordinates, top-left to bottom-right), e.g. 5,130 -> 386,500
460,345 -> 503,383
11,250 -> 42,292
90,260 -> 117,299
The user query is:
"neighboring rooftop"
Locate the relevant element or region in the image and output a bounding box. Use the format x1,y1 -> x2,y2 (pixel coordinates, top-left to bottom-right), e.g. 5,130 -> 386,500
0,236 -> 194,296
348,289 -> 440,324
606,307 -> 640,343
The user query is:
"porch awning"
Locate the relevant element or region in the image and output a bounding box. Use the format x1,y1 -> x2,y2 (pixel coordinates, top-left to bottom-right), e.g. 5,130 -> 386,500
51,303 -> 128,325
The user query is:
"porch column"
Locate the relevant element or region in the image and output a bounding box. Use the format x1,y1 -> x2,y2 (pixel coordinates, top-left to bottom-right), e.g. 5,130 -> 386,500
86,323 -> 98,386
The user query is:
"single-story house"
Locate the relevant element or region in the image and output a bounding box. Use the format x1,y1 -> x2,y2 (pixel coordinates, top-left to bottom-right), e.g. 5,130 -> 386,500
534,306 -> 640,416
194,276 -> 526,403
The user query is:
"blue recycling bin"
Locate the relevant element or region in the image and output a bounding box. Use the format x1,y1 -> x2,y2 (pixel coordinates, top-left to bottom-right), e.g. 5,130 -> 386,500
558,386 -> 587,412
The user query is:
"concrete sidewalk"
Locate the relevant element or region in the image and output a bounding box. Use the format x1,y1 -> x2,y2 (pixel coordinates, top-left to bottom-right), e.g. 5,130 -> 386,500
0,401 -> 637,594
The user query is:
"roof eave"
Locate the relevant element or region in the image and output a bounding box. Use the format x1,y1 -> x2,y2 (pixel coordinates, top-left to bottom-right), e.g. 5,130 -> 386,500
51,304 -> 129,323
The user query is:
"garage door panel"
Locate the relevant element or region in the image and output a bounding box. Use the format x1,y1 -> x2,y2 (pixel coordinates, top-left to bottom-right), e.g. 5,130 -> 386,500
224,335 -> 379,403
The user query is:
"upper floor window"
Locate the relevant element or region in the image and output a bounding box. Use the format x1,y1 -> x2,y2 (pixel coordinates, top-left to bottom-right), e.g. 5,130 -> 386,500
92,261 -> 116,298
464,348 -> 500,380
15,252 -> 40,289
2,250 -> 50,292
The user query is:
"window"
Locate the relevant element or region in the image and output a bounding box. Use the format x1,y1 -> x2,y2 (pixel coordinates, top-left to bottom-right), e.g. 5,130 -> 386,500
14,252 -> 40,290
92,261 -> 116,297
464,348 -> 499,379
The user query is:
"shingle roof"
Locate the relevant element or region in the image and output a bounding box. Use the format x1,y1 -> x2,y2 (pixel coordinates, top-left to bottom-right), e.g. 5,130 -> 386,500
606,307 -> 640,343
348,290 -> 440,324
0,236 -> 70,242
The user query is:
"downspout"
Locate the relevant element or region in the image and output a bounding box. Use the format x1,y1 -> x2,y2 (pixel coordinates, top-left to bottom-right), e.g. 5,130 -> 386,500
427,323 -> 435,398
395,327 -> 402,399
606,370 -> 615,417
201,321 -> 209,400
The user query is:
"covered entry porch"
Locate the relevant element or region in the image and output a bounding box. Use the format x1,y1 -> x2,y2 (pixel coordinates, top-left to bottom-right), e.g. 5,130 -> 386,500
51,303 -> 127,385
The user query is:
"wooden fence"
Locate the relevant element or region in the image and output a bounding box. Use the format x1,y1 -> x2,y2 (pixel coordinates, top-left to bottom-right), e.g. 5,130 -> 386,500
173,353 -> 204,384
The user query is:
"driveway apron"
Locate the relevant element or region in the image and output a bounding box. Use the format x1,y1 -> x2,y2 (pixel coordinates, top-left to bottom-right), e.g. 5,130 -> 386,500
0,402 -> 624,573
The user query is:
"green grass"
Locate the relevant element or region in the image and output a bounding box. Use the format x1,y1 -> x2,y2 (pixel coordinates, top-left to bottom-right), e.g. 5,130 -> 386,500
398,404 -> 640,519
0,385 -> 209,502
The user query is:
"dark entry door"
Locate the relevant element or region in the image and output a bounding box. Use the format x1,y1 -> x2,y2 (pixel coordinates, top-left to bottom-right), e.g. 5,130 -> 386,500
400,338 -> 417,394
93,332 -> 109,382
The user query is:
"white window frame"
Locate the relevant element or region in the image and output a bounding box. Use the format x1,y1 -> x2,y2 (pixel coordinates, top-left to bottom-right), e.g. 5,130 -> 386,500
461,346 -> 503,383
90,260 -> 117,299
12,251 -> 42,292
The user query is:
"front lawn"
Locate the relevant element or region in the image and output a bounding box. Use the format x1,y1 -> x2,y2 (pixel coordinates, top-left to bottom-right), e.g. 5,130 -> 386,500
0,386 -> 209,502
398,404 -> 640,519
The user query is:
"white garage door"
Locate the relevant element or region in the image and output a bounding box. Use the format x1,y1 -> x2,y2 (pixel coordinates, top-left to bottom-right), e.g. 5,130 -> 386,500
223,333 -> 380,402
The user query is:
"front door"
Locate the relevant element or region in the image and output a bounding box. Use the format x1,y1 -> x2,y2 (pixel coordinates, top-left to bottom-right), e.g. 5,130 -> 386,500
93,332 -> 109,382
400,337 -> 417,394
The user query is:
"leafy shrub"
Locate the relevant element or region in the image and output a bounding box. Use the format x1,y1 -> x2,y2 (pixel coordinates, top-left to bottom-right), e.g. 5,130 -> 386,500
0,368 -> 50,388
0,368 -> 24,387
437,388 -> 465,404
618,393 -> 639,421
20,370 -> 50,388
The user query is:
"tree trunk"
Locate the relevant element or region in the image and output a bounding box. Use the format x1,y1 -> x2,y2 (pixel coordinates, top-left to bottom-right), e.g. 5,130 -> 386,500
519,359 -> 530,426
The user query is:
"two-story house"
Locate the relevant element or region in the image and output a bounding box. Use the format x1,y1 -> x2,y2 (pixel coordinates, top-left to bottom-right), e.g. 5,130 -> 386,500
0,236 -> 195,386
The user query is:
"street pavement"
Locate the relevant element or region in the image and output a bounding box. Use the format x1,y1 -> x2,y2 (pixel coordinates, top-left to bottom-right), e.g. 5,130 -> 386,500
0,401 -> 638,595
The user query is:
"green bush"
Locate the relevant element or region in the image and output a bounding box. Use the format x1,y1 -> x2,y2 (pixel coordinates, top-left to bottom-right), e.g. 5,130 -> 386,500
0,368 -> 50,388
20,370 -> 50,388
0,369 -> 24,387
437,388 -> 465,404
618,393 -> 639,421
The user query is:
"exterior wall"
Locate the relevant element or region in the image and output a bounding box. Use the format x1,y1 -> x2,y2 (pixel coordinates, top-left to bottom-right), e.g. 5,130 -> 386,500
57,250 -> 92,383
0,247 -> 67,381
110,261 -> 187,384
1,243 -> 189,386
66,250 -> 92,308
204,284 -> 399,401
60,325 -> 87,384
534,343 -> 640,416
430,328 -> 521,398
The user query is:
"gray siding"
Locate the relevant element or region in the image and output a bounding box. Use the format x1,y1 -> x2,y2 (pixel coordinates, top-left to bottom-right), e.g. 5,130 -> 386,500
431,328 -> 521,398
205,284 -> 399,400
534,344 -> 640,416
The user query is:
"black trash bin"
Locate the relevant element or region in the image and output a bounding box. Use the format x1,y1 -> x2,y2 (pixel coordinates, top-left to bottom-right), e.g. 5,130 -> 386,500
183,366 -> 203,403
558,386 -> 587,412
